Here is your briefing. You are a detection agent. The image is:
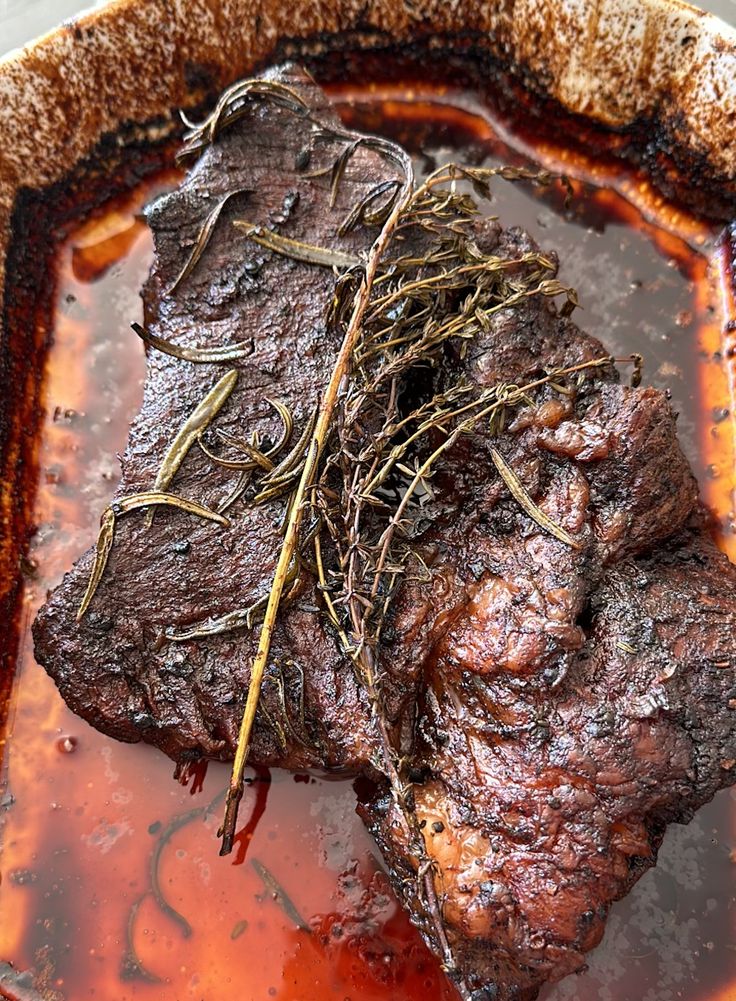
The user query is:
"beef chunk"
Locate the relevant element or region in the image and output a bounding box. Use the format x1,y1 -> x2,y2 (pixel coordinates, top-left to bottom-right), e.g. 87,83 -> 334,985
34,63 -> 406,772
364,525 -> 736,998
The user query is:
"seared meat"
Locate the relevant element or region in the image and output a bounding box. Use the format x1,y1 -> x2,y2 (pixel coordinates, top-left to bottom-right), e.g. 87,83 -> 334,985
34,63 -> 402,773
33,64 -> 736,1001
365,523 -> 736,1000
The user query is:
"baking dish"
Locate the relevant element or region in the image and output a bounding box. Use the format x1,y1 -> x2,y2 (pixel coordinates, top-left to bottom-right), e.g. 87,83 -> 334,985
0,2 -> 734,999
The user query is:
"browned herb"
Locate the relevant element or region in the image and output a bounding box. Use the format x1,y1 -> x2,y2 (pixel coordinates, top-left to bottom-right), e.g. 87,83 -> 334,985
199,403 -> 296,515
197,435 -> 264,471
219,469 -> 251,514
489,446 -> 582,549
77,507 -> 116,620
265,660 -> 310,750
617,640 -> 638,654
198,398 -> 295,477
121,894 -> 162,983
179,78 -> 309,162
167,189 -> 250,294
132,322 -> 252,364
233,221 -> 361,270
165,599 -> 265,642
251,406 -> 318,504
252,858 -> 311,933
113,492 -> 230,521
145,368 -> 238,527
217,131 -> 414,879
216,401 -> 292,466
150,806 -> 204,937
327,138 -> 360,207
230,438 -> 276,470
338,178 -> 402,236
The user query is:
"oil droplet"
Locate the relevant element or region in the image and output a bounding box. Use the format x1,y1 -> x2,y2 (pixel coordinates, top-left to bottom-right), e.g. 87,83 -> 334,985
57,735 -> 78,754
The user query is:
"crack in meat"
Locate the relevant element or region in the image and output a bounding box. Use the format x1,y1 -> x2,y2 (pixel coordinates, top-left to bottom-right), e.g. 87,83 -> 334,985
32,64 -> 736,1001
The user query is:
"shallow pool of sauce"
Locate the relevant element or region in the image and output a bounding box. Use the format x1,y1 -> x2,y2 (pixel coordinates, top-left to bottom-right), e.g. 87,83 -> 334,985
0,82 -> 734,1001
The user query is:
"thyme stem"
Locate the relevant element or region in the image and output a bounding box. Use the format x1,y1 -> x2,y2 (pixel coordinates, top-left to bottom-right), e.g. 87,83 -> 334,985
218,137 -> 414,857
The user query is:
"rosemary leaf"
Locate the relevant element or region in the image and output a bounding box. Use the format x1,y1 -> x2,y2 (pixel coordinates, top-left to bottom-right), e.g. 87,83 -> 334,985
132,322 -> 252,364
329,139 -> 360,207
146,369 -> 238,527
179,79 -> 308,161
113,491 -> 229,525
251,859 -> 311,932
76,507 -> 116,621
617,640 -> 637,654
263,398 -> 294,451
338,179 -> 402,236
218,469 -> 251,515
489,446 -> 581,550
215,395 -> 293,465
259,406 -> 318,488
149,807 -> 204,937
233,221 -> 361,269
121,895 -> 162,983
197,435 -> 266,471
165,600 -> 266,642
167,189 -> 250,294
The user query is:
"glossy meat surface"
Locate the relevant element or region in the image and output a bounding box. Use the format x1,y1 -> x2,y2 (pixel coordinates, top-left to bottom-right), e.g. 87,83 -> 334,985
366,524 -> 736,999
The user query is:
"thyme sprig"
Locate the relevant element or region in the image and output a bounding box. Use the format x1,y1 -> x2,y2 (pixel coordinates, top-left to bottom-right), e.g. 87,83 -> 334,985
216,131 -> 415,862
207,108 -> 595,993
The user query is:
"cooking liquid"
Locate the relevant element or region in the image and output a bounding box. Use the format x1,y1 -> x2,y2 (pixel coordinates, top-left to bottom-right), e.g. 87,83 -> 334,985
0,79 -> 734,1001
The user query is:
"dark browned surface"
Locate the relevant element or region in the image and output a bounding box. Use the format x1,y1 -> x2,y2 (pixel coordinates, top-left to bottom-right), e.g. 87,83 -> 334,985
32,64 -> 403,773
366,521 -> 736,999
31,67 -> 736,1000
293,38 -> 736,223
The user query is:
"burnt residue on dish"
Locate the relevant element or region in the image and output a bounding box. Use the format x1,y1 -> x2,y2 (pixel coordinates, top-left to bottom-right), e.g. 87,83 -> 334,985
284,36 -> 736,221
